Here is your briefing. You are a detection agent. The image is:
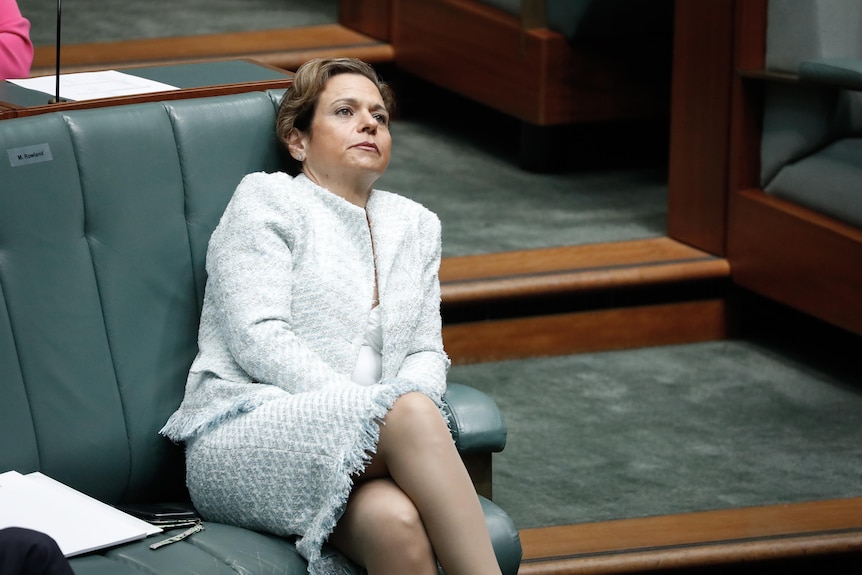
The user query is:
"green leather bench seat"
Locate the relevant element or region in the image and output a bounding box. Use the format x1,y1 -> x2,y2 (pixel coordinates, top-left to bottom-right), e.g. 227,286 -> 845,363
0,91 -> 521,574
760,0 -> 862,230
800,58 -> 862,90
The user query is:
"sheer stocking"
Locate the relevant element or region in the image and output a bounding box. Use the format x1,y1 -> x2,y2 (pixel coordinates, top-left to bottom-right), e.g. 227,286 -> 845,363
331,392 -> 502,575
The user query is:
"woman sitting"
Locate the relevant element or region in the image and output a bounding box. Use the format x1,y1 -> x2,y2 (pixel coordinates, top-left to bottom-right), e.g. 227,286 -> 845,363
161,57 -> 504,575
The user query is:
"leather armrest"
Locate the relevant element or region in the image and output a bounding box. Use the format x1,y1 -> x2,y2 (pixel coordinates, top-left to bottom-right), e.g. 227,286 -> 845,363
800,58 -> 862,91
442,383 -> 508,454
481,496 -> 523,575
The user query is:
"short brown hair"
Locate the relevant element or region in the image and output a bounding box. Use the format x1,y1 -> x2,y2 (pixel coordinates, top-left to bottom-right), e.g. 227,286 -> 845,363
276,58 -> 395,174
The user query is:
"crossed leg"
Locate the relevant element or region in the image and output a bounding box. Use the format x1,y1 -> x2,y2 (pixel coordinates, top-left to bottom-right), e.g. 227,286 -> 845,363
330,392 -> 502,575
329,478 -> 438,573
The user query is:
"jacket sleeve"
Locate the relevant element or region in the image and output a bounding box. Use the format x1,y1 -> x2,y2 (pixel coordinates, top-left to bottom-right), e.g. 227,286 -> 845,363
383,212 -> 450,403
204,176 -> 352,394
0,0 -> 33,80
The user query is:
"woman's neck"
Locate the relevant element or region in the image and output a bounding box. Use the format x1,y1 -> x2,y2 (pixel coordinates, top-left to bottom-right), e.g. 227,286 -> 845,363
302,169 -> 374,209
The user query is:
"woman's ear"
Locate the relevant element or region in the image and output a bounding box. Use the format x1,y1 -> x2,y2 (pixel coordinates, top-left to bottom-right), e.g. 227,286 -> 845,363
286,128 -> 307,162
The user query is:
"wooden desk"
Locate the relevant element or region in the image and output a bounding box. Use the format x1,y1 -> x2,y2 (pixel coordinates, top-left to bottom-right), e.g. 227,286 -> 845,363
0,59 -> 292,120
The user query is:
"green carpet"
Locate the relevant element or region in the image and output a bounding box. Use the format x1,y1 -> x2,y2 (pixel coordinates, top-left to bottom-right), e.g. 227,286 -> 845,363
22,0 -> 339,46
450,306 -> 862,530
377,71 -> 670,257
380,111 -> 668,257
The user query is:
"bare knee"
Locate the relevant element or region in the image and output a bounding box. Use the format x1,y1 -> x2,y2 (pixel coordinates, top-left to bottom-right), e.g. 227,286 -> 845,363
331,479 -> 436,574
377,392 -> 451,457
359,393 -> 444,480
385,392 -> 446,433
370,499 -> 435,569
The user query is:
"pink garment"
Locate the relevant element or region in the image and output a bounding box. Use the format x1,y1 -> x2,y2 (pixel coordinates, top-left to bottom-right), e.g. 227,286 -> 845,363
0,0 -> 33,80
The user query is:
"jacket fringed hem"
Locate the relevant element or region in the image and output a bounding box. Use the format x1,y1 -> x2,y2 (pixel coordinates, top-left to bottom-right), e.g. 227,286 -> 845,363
159,383 -> 285,442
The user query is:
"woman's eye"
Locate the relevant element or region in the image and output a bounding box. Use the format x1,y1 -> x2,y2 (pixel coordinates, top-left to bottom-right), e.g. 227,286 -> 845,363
374,113 -> 389,124
336,108 -> 352,116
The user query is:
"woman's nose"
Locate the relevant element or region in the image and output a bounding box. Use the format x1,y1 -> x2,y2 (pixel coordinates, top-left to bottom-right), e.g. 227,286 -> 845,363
359,109 -> 378,132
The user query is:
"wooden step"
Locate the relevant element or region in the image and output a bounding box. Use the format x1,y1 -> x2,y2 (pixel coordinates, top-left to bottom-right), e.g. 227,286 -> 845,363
440,237 -> 732,364
518,497 -> 862,574
31,24 -> 394,76
440,237 -> 729,306
442,299 -> 729,364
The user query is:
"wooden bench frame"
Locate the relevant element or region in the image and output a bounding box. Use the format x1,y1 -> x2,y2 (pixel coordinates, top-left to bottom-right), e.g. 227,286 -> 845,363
339,0 -> 672,169
387,0 -> 671,128
726,0 -> 862,336
668,0 -> 862,336
30,24 -> 394,77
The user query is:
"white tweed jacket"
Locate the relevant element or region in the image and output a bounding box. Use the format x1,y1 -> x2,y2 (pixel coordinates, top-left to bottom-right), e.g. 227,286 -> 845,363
161,172 -> 450,442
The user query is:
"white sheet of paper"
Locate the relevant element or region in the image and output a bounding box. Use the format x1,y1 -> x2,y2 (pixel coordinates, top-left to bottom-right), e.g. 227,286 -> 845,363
0,470 -> 161,557
7,70 -> 179,101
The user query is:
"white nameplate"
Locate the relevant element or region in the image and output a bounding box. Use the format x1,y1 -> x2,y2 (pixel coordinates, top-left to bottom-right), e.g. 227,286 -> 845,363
8,143 -> 53,167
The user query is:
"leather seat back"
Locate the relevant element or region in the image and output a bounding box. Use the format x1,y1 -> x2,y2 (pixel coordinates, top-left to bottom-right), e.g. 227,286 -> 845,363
0,91 -> 285,503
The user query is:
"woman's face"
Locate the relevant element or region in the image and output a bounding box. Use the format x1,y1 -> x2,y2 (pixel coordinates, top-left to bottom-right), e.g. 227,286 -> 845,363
290,73 -> 392,196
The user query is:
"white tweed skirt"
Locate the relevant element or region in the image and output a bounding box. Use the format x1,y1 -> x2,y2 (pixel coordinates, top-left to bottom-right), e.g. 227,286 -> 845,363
184,383 -> 414,575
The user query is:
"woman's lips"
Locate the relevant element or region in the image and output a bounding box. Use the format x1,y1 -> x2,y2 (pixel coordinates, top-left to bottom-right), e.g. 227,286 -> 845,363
353,142 -> 379,153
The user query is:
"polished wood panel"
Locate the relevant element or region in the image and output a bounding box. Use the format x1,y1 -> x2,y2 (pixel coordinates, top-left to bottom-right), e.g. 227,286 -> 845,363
30,25 -> 394,76
443,299 -> 728,365
440,238 -> 729,306
728,190 -> 862,335
392,0 -> 668,126
728,0 -> 768,193
519,497 -> 862,574
666,0 -> 735,256
338,0 -> 393,42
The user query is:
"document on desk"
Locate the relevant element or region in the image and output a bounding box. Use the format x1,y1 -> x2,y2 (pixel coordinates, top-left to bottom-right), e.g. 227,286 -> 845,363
0,470 -> 162,557
7,70 -> 179,102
